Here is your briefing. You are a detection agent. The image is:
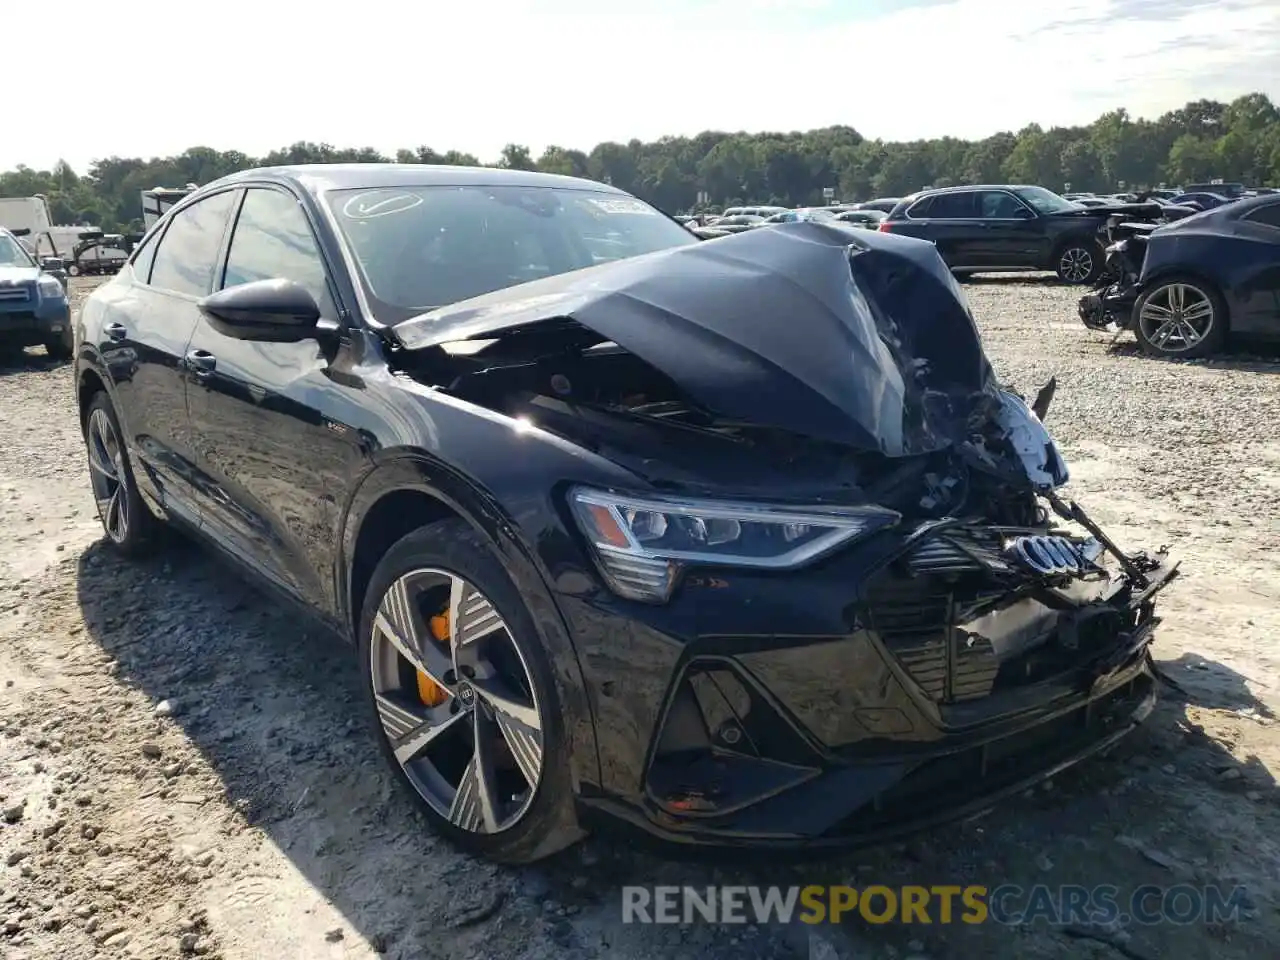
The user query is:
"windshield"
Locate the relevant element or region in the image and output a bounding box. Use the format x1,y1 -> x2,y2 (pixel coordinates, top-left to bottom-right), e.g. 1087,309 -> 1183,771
1014,186 -> 1080,215
324,185 -> 698,322
0,233 -> 34,268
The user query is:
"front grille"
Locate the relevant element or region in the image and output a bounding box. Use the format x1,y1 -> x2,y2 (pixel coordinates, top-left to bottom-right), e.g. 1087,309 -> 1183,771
866,581 -> 1001,704
907,528 -> 1008,575
0,286 -> 32,304
866,584 -> 950,700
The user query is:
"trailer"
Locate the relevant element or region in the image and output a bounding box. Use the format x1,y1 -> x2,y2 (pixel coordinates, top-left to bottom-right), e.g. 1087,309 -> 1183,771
141,184 -> 198,231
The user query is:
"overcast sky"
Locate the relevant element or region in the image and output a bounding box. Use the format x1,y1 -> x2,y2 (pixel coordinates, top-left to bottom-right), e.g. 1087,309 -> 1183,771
7,0 -> 1279,174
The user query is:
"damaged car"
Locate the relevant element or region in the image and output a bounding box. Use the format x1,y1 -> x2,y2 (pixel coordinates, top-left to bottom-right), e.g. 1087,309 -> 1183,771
1079,192 -> 1280,357
74,165 -> 1179,863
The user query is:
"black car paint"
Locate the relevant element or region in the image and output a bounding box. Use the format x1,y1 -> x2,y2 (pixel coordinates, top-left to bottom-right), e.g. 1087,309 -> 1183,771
882,186 -> 1118,275
75,164 -> 1175,851
1079,194 -> 1280,339
393,222 -> 996,457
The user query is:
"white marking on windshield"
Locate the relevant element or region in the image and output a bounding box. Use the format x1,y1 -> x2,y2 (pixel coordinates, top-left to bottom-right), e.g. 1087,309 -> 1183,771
342,192 -> 424,219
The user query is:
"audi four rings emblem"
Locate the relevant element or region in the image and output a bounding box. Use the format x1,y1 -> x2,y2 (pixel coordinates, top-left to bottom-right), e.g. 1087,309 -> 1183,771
1006,535 -> 1087,576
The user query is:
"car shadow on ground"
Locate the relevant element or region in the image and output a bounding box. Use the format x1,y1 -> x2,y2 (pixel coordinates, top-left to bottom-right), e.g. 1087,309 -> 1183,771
1104,338 -> 1280,373
959,273 -> 1068,287
72,538 -> 1277,960
0,347 -> 66,378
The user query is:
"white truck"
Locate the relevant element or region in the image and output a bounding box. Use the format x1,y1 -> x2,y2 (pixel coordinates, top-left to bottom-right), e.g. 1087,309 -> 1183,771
0,195 -> 128,276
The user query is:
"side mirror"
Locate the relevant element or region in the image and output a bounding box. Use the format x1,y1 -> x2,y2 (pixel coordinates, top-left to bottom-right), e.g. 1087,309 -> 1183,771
197,278 -> 329,343
40,257 -> 65,272
1015,207 -> 1035,220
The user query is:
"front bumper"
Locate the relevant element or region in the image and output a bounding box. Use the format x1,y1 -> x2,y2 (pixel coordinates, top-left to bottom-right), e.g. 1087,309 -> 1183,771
566,527 -> 1178,851
0,299 -> 71,346
1078,281 -> 1140,332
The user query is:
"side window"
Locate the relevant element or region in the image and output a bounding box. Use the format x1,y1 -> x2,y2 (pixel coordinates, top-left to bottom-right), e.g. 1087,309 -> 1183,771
1243,203 -> 1280,230
148,191 -> 238,297
928,192 -> 978,219
221,188 -> 331,310
129,230 -> 162,282
979,191 -> 1029,219
905,196 -> 933,218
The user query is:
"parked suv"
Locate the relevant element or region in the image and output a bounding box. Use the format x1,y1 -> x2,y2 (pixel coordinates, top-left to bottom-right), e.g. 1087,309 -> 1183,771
879,185 -> 1117,283
0,227 -> 73,360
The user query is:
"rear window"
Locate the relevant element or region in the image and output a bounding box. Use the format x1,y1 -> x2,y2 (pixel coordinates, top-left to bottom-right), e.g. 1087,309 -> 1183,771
925,193 -> 977,219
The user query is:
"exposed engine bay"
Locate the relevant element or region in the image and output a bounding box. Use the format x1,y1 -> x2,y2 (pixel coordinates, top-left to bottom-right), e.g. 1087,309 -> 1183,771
398,319 -> 1061,530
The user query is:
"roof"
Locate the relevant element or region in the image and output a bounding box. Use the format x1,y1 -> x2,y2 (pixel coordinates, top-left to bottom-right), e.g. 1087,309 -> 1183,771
207,163 -> 623,197
908,184 -> 1039,198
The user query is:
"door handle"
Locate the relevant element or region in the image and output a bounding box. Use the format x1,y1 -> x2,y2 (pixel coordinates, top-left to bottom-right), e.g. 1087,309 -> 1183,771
184,349 -> 217,379
104,322 -> 127,341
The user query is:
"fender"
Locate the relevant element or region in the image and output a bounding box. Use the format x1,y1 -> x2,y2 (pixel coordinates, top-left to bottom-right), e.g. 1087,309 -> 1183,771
338,452 -> 603,795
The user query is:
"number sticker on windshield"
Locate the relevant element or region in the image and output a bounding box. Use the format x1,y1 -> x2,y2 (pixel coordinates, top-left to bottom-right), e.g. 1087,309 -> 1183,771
583,198 -> 656,216
342,191 -> 424,219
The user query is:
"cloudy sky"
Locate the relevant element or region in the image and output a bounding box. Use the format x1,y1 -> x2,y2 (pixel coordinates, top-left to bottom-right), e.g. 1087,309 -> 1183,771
7,0 -> 1278,173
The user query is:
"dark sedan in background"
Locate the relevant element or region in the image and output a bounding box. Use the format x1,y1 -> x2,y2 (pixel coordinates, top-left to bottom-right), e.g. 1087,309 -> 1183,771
74,164 -> 1177,863
1079,192 -> 1280,356
880,185 -> 1140,283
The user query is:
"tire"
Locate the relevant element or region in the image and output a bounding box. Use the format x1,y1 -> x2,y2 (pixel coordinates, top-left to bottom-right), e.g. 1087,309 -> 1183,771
44,332 -> 72,362
67,263 -> 81,277
1054,239 -> 1103,284
357,518 -> 584,864
1132,275 -> 1227,359
83,392 -> 159,556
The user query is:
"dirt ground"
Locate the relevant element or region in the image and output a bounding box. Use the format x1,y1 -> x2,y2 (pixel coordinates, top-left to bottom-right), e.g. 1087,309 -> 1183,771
0,275 -> 1277,960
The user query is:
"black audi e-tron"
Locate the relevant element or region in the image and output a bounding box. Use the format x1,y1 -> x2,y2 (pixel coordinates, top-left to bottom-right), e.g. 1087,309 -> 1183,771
74,164 -> 1178,863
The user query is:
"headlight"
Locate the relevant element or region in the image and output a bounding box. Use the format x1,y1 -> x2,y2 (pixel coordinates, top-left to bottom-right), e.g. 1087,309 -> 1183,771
568,486 -> 899,603
36,276 -> 64,298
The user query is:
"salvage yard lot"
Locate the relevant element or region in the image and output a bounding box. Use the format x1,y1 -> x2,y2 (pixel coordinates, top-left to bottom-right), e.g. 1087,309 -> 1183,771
1,276 -> 1278,960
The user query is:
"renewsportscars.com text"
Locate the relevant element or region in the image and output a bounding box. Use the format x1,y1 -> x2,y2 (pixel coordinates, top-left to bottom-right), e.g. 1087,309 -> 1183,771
621,884 -> 1253,926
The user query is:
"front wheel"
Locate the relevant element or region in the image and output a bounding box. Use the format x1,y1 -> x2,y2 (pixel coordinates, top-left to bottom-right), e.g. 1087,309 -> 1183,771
1055,241 -> 1103,284
1133,277 -> 1227,358
358,519 -> 584,864
45,331 -> 72,362
67,263 -> 81,277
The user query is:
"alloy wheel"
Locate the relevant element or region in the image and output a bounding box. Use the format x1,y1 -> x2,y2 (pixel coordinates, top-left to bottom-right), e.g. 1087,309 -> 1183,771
86,408 -> 129,543
369,569 -> 544,834
1059,247 -> 1094,283
1137,283 -> 1214,353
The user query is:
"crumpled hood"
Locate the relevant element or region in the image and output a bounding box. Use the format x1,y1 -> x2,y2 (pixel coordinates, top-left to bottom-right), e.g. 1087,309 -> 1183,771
393,221 -> 998,457
0,266 -> 39,285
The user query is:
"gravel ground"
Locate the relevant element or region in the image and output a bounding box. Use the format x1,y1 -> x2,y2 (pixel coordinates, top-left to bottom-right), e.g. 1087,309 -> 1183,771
1,275 -> 1278,960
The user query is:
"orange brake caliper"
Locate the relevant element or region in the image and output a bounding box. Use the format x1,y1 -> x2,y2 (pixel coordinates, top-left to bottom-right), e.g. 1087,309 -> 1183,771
416,613 -> 452,707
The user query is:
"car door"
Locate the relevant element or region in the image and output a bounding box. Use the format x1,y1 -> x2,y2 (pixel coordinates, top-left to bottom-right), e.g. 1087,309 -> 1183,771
184,185 -> 366,620
911,191 -> 984,267
1232,201 -> 1280,334
974,190 -> 1045,266
98,188 -> 240,529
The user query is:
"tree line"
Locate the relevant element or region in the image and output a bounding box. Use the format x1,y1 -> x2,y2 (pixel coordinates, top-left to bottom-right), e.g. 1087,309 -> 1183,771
3,93 -> 1278,233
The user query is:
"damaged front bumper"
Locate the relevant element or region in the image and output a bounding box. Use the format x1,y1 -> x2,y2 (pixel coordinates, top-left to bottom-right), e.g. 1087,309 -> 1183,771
1078,281 -> 1141,332
570,515 -> 1179,852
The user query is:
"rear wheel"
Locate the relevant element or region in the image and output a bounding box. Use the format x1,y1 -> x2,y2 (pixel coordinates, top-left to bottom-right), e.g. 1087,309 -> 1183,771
67,263 -> 81,277
358,519 -> 583,864
84,393 -> 158,556
1055,240 -> 1103,284
1133,277 -> 1227,358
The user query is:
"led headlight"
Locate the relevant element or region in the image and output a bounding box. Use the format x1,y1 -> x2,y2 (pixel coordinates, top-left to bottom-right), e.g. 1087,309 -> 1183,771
569,486 -> 899,603
36,276 -> 65,298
